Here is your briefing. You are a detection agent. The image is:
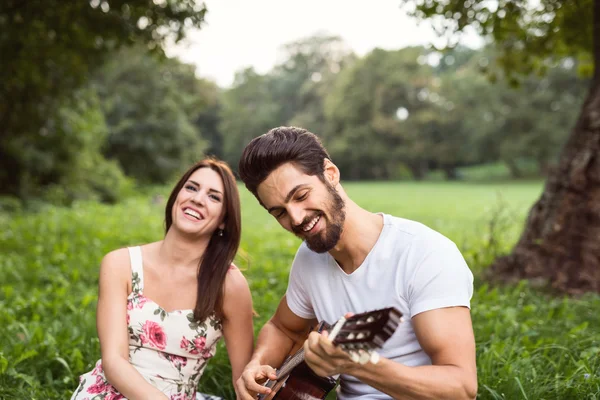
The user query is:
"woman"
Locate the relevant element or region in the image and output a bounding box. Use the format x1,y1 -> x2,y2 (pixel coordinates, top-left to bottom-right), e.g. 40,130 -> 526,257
72,157 -> 254,400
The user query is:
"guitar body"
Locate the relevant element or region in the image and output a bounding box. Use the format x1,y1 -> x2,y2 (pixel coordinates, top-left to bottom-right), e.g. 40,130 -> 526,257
266,362 -> 336,400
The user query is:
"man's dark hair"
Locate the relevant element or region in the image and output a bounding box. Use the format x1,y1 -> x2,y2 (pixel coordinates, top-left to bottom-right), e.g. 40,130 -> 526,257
238,126 -> 332,199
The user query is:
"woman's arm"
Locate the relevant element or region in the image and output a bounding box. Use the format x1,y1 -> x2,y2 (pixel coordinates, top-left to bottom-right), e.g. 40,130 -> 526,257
221,267 -> 255,398
96,249 -> 168,400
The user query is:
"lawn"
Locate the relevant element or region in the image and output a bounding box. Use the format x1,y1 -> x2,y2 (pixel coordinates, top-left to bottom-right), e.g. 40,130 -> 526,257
1,181 -> 599,399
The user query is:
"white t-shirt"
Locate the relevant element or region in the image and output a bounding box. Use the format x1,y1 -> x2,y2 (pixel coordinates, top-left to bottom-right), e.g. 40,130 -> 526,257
285,213 -> 474,399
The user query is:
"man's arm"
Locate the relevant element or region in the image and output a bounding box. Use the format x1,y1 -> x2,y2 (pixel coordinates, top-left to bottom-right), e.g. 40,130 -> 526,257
304,306 -> 477,400
236,296 -> 316,400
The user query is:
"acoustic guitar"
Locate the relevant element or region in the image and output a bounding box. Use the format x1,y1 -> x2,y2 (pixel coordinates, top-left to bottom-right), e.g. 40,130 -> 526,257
257,307 -> 403,400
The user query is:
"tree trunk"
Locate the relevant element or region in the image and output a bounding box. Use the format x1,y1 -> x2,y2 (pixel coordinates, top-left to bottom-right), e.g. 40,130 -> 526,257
536,158 -> 552,177
443,165 -> 459,180
487,78 -> 600,294
505,159 -> 523,179
409,161 -> 428,180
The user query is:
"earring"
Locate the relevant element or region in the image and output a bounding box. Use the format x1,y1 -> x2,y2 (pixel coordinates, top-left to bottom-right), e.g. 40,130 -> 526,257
218,229 -> 224,237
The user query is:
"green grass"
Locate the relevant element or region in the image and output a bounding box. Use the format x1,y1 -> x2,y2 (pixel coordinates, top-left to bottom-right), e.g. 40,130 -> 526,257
1,181 -> 599,399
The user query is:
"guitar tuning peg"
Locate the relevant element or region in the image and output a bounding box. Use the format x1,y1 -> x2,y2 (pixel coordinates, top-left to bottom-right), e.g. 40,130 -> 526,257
369,351 -> 380,364
350,351 -> 360,363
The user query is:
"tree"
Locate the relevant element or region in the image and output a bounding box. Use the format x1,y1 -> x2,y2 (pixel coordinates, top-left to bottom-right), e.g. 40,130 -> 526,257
492,62 -> 587,177
220,34 -> 355,170
324,47 -> 440,179
0,0 -> 206,198
270,33 -> 355,131
219,68 -> 281,168
94,46 -> 210,184
402,0 -> 599,293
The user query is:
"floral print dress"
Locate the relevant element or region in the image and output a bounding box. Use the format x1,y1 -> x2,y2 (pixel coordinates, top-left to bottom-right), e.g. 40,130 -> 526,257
71,246 -> 224,400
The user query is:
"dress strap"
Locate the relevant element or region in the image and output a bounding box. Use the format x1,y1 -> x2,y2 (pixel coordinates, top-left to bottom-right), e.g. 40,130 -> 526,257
128,246 -> 144,293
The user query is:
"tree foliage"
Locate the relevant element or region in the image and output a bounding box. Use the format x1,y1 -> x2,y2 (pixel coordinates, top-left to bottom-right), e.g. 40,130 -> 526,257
219,34 -> 355,169
94,46 -> 212,184
0,0 -> 206,199
401,0 -> 600,294
403,0 -> 594,79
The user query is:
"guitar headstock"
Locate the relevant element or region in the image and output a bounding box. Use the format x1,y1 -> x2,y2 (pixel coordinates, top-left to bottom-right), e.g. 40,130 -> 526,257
329,307 -> 403,365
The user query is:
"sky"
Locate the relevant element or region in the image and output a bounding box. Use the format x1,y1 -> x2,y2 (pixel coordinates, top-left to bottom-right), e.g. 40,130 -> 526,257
165,0 -> 483,88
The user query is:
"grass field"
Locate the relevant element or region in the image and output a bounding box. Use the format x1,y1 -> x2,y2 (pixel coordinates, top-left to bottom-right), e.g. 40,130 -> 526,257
1,181 -> 599,399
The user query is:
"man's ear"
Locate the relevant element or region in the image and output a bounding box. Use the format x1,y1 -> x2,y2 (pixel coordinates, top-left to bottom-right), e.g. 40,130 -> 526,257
323,159 -> 340,186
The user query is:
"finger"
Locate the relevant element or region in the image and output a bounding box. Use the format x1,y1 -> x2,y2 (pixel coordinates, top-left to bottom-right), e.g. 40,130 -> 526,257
262,365 -> 277,380
304,341 -> 330,375
316,332 -> 341,356
241,370 -> 273,395
235,378 -> 256,400
306,334 -> 342,372
307,332 -> 327,357
344,312 -> 354,318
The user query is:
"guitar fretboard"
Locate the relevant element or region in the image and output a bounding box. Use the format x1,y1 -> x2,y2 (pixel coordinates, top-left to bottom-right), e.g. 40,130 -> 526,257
275,319 -> 344,379
276,348 -> 306,379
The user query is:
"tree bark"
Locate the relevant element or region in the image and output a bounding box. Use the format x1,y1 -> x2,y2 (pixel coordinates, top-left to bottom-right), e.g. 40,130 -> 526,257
489,0 -> 600,294
443,165 -> 459,180
505,159 -> 523,179
487,78 -> 600,294
409,161 -> 428,180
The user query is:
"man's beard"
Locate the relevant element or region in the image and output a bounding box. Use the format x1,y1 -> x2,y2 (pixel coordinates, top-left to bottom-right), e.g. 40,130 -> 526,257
292,183 -> 346,253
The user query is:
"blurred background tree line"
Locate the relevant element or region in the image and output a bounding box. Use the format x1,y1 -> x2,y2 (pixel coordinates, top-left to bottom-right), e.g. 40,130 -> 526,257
0,0 -> 590,207
0,0 -> 597,293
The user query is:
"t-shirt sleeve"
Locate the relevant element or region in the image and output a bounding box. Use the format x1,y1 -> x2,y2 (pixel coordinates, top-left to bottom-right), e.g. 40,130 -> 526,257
285,246 -> 316,320
407,238 -> 474,318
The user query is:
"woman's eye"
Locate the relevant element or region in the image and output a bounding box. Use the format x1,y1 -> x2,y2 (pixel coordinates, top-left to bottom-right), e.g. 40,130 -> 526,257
297,193 -> 308,201
185,185 -> 197,191
209,194 -> 221,202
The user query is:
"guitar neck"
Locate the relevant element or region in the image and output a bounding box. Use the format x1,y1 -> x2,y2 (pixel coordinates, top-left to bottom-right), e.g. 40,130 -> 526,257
276,347 -> 306,378
276,318 -> 345,379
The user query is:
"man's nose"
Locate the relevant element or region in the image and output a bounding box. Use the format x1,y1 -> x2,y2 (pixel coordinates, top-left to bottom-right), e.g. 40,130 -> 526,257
288,206 -> 305,227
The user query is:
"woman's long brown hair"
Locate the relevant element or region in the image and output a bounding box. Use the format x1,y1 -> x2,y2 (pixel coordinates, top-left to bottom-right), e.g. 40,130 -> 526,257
164,157 -> 241,322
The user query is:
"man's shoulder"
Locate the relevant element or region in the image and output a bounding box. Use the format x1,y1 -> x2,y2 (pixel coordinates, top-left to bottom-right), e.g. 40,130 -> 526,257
293,241 -> 330,266
383,214 -> 456,250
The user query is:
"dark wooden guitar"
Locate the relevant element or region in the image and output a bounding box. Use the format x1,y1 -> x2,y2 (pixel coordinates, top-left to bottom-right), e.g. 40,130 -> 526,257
257,307 -> 403,400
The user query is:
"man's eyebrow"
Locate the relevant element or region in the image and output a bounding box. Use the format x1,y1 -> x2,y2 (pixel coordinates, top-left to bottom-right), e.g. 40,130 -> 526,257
188,180 -> 222,194
267,184 -> 309,214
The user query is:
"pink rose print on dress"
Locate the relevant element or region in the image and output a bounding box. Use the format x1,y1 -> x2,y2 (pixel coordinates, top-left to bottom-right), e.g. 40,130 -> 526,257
140,321 -> 167,350
180,335 -> 207,355
193,337 -> 206,353
86,375 -> 110,394
170,354 -> 187,368
129,294 -> 149,310
180,337 -> 190,349
170,394 -> 187,400
136,295 -> 149,309
105,391 -> 126,400
201,346 -> 214,359
159,352 -> 188,369
91,361 -> 103,376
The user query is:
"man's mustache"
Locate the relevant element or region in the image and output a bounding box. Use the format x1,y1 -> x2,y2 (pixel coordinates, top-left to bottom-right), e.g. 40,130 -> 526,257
292,212 -> 322,234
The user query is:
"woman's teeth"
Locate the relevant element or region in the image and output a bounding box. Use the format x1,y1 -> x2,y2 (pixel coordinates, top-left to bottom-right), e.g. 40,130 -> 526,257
184,208 -> 200,219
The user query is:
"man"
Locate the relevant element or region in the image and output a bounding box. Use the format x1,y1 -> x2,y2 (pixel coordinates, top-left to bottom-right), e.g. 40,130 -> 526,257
236,127 -> 477,399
